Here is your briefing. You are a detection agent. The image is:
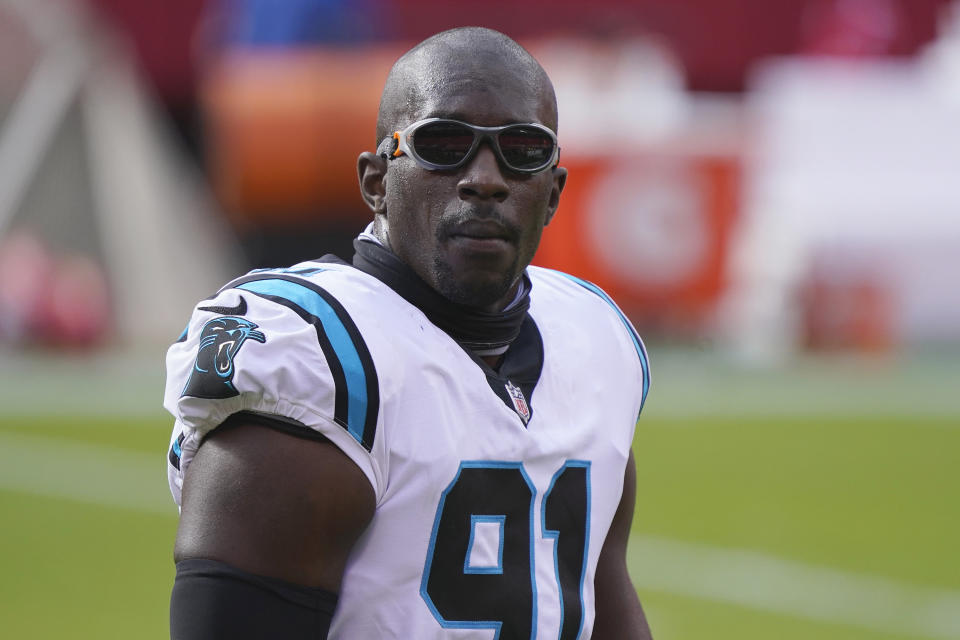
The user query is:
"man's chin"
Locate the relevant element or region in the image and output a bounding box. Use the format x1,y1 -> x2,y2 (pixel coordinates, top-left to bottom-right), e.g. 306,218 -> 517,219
433,264 -> 516,311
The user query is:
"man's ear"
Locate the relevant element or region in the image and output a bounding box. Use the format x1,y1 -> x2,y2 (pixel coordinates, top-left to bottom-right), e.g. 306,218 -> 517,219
357,151 -> 388,214
544,166 -> 567,226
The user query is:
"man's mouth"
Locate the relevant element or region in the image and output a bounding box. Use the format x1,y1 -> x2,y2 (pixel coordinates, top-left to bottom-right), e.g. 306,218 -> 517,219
448,220 -> 512,243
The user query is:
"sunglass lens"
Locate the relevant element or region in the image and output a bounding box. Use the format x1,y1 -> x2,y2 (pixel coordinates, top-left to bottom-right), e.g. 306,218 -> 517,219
411,122 -> 475,166
498,127 -> 555,170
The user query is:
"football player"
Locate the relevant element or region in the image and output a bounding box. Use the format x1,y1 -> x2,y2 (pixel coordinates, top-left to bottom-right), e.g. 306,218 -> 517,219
165,26 -> 652,639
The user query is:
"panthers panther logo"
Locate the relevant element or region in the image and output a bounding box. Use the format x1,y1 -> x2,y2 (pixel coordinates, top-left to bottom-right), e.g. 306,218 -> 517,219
182,316 -> 266,399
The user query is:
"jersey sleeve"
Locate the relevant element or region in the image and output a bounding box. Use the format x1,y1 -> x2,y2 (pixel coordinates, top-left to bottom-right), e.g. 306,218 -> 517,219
574,277 -> 651,418
163,275 -> 384,506
542,270 -> 651,418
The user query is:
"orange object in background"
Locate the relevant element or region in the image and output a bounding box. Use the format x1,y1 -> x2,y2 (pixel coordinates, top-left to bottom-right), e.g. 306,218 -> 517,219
535,150 -> 741,332
200,47 -> 402,228
799,251 -> 897,353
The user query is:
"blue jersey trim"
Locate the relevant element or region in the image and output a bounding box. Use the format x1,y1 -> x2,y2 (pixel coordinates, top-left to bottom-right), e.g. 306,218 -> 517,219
231,275 -> 379,451
236,278 -> 367,446
168,432 -> 185,470
556,273 -> 650,415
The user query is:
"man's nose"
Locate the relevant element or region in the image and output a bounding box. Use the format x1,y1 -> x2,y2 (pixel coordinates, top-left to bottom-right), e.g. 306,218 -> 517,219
457,144 -> 509,202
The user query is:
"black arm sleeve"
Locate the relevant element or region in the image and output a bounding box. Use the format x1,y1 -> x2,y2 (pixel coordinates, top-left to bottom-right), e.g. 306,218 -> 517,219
170,558 -> 338,639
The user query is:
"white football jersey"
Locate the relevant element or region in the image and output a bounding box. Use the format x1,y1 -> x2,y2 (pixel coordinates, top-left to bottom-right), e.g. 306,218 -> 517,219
165,260 -> 650,640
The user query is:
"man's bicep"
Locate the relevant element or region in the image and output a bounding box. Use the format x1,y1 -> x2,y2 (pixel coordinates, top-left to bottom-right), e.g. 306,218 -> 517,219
593,450 -> 654,639
174,416 -> 376,592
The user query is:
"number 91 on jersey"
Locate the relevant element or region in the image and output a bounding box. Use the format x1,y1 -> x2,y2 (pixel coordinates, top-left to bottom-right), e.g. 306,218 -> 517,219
421,460 -> 592,640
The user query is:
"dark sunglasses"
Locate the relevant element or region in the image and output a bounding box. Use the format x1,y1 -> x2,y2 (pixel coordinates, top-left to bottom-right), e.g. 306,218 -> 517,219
379,118 -> 560,174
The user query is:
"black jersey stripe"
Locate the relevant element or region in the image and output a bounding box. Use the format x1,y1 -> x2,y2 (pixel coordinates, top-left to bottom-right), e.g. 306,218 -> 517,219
247,289 -> 352,437
168,432 -> 185,470
229,274 -> 379,452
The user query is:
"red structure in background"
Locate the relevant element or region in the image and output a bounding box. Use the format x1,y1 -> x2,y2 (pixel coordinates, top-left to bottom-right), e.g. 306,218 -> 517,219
383,0 -> 948,91
83,0 -> 209,153
81,0 -> 949,127
534,151 -> 741,333
78,0 -> 951,320
84,0 -> 207,103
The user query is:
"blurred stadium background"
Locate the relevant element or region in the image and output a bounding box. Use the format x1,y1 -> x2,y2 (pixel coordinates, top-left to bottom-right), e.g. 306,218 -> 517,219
1,0 -> 958,638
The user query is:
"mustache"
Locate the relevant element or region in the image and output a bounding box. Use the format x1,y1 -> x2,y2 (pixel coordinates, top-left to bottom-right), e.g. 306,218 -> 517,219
436,206 -> 519,242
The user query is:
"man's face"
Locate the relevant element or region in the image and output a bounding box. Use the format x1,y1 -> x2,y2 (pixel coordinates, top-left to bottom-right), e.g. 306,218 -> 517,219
378,66 -> 564,311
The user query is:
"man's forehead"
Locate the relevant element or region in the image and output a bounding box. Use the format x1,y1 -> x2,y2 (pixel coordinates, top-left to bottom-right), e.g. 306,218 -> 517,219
400,62 -> 550,125
413,76 -> 544,125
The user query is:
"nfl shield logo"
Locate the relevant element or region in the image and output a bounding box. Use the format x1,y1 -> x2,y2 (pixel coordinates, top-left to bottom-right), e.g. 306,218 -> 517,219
505,381 -> 530,424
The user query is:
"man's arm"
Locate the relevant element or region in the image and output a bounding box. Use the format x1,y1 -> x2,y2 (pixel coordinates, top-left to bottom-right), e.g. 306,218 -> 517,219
592,449 -> 654,639
171,416 -> 375,638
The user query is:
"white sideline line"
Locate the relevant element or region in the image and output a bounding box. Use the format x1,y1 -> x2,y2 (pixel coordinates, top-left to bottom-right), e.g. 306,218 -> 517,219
0,430 -> 176,516
629,536 -> 960,639
4,431 -> 959,638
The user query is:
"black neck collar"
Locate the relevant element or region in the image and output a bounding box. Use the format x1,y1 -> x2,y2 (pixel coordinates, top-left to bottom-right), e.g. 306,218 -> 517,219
351,238 -> 530,352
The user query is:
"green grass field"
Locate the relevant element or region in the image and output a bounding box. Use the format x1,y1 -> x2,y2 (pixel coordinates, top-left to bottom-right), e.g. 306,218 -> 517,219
1,351 -> 957,639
